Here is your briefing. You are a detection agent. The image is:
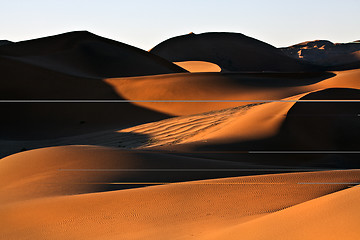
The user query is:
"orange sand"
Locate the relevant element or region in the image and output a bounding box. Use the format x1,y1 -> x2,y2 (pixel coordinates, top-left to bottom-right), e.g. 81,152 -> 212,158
173,61 -> 221,72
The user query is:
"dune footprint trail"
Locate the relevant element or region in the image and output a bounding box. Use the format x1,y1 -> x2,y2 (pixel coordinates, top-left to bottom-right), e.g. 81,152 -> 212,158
118,103 -> 262,148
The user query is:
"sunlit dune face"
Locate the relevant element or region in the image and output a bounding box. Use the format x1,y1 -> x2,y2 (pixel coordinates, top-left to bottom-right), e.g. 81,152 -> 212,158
173,61 -> 221,73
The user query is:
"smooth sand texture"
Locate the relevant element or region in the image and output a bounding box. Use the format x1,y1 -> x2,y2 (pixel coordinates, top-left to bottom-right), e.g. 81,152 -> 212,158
0,145 -> 259,203
174,61 -> 221,72
105,69 -> 360,115
0,31 -> 359,239
1,166 -> 359,240
204,185 -> 360,240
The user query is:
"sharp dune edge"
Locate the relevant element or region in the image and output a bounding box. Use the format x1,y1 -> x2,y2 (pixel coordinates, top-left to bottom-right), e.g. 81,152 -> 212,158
173,61 -> 222,72
0,31 -> 359,239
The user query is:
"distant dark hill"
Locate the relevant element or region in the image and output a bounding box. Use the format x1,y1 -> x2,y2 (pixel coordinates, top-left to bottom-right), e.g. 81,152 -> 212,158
0,31 -> 186,78
281,40 -> 360,70
0,40 -> 12,46
150,32 -> 320,72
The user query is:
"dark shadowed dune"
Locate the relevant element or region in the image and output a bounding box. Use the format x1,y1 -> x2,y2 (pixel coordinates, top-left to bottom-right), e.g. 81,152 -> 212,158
183,88 -> 360,154
0,56 -> 120,99
0,102 -> 170,140
0,31 -> 186,78
0,31 -> 191,139
150,32 -> 320,72
279,88 -> 360,150
0,40 -> 13,46
0,57 -> 171,139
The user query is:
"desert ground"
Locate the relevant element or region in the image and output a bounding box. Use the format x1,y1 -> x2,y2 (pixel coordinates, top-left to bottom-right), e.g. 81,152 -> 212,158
0,31 -> 359,239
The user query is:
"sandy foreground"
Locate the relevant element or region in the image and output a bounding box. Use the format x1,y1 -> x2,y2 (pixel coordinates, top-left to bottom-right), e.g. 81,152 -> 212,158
0,31 -> 359,239
1,148 -> 359,240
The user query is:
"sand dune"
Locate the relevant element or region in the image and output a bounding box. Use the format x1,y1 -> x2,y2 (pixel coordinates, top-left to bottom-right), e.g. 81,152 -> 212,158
173,61 -> 221,72
2,90 -> 358,169
105,69 -> 360,115
3,69 -> 339,140
150,32 -> 319,72
2,69 -> 360,156
111,88 -> 359,169
0,31 -> 186,78
0,100 -> 170,140
105,71 -> 330,115
0,168 -> 358,239
0,145 -> 255,203
0,104 -> 255,157
0,31 -> 189,139
178,88 -> 360,151
1,31 -> 359,240
0,56 -> 120,100
0,32 -> 186,138
118,104 -> 259,148
204,184 -> 360,240
1,32 -> 359,141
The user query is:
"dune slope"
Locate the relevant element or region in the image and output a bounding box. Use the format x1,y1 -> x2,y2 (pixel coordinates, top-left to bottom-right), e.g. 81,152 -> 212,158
105,69 -> 360,115
2,70 -> 359,155
0,168 -> 359,240
0,31 -> 186,78
104,71 -> 335,115
153,88 -> 360,155
204,184 -> 360,240
0,32 -> 189,139
173,61 -> 222,72
0,145 -> 257,203
150,32 -> 319,72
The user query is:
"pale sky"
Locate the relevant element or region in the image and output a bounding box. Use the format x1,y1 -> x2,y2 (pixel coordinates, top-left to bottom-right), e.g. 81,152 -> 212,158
1,0 -> 359,50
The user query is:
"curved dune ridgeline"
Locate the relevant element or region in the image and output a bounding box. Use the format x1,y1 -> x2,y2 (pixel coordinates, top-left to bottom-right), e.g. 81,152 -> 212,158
150,32 -> 321,72
0,31 -> 187,78
0,31 -> 188,139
